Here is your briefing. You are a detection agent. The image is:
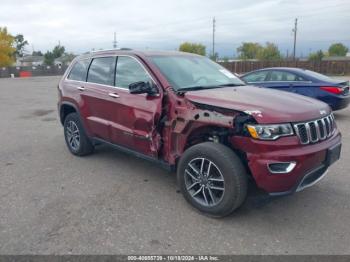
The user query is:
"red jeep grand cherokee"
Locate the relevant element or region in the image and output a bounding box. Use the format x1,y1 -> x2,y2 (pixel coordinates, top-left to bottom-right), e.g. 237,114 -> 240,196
58,50 -> 341,217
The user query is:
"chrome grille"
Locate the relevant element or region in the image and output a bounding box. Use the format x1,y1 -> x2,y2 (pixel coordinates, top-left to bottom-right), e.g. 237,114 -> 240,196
294,114 -> 335,144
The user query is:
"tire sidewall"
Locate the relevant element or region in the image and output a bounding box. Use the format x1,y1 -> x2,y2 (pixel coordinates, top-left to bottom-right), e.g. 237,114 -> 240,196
177,142 -> 247,217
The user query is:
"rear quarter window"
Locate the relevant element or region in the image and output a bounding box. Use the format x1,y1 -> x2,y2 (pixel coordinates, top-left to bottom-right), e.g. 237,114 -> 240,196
67,59 -> 91,81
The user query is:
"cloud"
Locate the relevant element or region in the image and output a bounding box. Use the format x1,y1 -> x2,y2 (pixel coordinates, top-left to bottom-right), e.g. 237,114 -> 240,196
1,0 -> 349,56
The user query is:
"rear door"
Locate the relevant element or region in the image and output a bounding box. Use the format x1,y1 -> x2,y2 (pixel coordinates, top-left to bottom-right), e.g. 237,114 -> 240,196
264,70 -> 297,92
81,56 -> 117,140
109,55 -> 163,157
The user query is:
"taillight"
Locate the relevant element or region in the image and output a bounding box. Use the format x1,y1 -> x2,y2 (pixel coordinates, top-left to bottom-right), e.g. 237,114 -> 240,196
320,86 -> 343,94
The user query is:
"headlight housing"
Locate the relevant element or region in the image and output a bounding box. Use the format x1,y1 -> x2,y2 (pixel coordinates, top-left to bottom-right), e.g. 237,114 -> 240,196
246,123 -> 294,140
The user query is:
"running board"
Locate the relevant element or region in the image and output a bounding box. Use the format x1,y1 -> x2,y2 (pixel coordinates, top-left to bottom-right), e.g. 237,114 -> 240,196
92,137 -> 174,172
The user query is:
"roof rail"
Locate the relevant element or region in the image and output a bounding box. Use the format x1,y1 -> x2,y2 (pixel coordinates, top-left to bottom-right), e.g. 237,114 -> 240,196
90,48 -> 132,53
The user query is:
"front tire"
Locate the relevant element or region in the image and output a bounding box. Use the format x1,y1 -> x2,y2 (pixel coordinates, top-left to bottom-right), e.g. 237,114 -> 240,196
177,142 -> 247,217
64,113 -> 94,156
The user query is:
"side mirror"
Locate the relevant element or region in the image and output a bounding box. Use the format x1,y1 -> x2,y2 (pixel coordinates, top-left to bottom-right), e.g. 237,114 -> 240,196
129,81 -> 158,95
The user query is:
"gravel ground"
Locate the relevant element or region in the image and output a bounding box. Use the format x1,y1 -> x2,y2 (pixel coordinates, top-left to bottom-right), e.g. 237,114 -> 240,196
0,76 -> 349,255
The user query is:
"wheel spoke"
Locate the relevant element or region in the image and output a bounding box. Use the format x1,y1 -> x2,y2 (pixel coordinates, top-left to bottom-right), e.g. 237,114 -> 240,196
209,185 -> 224,191
202,187 -> 209,205
191,186 -> 203,197
188,163 -> 200,175
206,161 -> 212,176
185,169 -> 199,181
208,177 -> 224,182
200,158 -> 205,174
207,187 -> 216,203
186,181 -> 199,190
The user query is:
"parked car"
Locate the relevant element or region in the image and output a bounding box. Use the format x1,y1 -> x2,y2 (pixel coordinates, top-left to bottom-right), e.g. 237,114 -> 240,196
58,51 -> 341,217
241,67 -> 350,111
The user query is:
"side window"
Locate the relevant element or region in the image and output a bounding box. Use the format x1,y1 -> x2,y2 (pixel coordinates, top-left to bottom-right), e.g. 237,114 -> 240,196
115,56 -> 152,89
243,71 -> 268,82
87,57 -> 116,86
67,59 -> 91,81
268,71 -> 304,81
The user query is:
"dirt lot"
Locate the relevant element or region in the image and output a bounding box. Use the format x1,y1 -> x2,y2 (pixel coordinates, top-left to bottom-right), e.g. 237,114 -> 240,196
0,76 -> 349,254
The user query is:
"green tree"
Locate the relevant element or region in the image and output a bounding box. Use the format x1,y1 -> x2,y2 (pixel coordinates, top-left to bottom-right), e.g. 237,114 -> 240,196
179,42 -> 206,56
257,42 -> 282,61
328,43 -> 348,56
52,45 -> 65,58
32,50 -> 43,56
308,50 -> 324,62
14,34 -> 28,57
237,42 -> 262,59
44,51 -> 55,65
0,27 -> 16,67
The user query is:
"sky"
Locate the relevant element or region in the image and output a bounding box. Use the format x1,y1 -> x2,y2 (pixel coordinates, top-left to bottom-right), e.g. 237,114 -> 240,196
1,0 -> 350,57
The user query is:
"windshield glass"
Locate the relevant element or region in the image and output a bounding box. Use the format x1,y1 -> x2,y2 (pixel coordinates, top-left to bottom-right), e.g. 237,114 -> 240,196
150,55 -> 245,90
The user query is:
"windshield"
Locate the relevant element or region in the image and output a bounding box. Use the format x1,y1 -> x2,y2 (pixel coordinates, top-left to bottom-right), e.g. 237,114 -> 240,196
149,55 -> 245,90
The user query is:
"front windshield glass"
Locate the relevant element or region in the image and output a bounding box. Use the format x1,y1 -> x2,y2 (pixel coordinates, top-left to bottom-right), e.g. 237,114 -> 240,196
150,55 -> 245,90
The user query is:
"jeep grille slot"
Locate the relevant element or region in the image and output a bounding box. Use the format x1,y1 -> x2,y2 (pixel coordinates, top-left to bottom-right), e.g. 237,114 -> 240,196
294,114 -> 335,145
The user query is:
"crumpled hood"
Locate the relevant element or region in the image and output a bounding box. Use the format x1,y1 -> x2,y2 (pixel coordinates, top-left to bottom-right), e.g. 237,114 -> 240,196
184,86 -> 331,124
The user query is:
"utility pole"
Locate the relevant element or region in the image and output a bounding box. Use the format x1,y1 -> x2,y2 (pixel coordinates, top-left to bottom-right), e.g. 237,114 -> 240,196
292,18 -> 298,60
113,32 -> 118,49
212,17 -> 216,60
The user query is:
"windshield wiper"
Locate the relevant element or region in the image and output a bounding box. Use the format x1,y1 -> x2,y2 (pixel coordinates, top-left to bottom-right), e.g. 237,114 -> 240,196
176,85 -> 220,92
218,83 -> 245,87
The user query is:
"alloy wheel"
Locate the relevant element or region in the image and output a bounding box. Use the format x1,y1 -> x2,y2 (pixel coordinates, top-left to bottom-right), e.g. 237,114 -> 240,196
66,120 -> 80,151
184,157 -> 225,207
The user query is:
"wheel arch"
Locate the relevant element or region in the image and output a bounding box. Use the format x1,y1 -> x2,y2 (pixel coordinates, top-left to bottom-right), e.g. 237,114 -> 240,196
59,102 -> 79,125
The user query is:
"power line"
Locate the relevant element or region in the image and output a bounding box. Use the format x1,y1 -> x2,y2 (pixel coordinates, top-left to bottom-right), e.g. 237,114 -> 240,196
292,18 -> 298,60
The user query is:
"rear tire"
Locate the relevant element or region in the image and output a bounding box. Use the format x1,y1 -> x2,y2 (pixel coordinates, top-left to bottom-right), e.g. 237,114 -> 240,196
177,142 -> 247,217
64,113 -> 94,156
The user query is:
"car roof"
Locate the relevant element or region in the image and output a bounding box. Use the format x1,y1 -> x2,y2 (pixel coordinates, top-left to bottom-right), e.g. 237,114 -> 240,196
77,49 -> 201,60
245,67 -> 311,75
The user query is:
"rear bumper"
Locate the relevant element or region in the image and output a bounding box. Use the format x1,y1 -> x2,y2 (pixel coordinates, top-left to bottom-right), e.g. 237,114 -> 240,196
323,94 -> 350,111
230,130 -> 341,194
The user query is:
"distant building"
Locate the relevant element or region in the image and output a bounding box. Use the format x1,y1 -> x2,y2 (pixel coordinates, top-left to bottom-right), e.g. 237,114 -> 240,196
54,54 -> 76,66
17,55 -> 44,66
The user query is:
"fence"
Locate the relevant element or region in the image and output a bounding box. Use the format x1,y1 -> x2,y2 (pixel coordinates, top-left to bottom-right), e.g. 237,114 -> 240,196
1,60 -> 350,78
218,60 -> 350,75
0,65 -> 69,78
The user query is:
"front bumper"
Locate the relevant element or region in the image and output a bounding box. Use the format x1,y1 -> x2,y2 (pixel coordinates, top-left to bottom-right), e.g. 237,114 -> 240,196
230,130 -> 341,194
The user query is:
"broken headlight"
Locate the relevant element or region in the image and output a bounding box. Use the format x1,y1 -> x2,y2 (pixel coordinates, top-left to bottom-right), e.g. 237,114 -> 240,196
246,123 -> 294,140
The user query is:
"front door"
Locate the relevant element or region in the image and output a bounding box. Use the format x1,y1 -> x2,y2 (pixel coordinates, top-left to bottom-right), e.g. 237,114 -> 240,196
109,55 -> 163,157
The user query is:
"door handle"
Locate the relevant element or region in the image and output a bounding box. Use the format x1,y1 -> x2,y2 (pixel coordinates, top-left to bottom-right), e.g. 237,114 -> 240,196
77,86 -> 85,91
108,92 -> 120,98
